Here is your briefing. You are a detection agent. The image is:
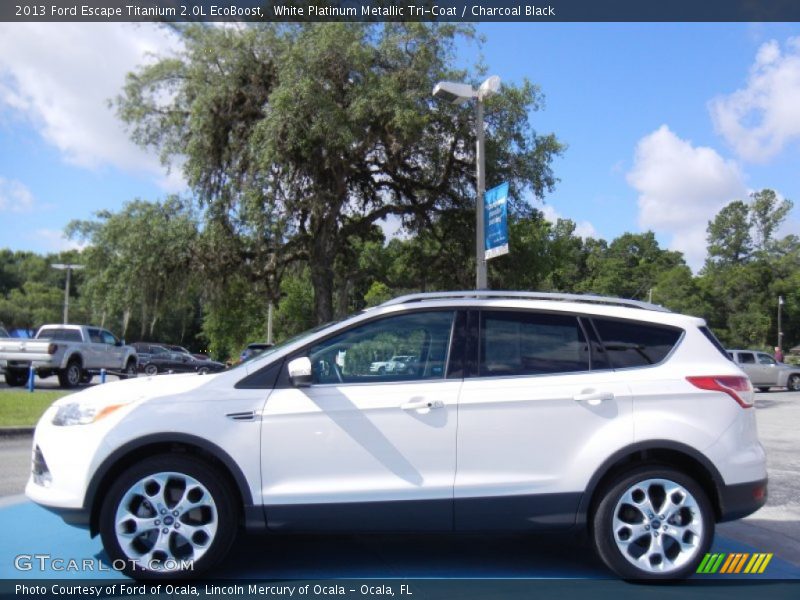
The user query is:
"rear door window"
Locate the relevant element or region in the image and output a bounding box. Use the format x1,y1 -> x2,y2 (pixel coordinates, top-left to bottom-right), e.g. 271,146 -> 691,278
757,353 -> 776,365
592,318 -> 682,368
479,311 -> 590,376
37,328 -> 82,342
738,352 -> 756,364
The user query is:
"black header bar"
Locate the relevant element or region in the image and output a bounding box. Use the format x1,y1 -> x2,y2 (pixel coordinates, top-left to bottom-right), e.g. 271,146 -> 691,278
4,1 -> 800,23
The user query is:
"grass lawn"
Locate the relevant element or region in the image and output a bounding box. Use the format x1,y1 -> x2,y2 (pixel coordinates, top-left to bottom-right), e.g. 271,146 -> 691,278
0,390 -> 68,427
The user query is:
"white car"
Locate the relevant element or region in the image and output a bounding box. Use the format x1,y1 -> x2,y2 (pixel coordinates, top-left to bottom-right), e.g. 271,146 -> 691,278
26,291 -> 767,580
369,354 -> 417,374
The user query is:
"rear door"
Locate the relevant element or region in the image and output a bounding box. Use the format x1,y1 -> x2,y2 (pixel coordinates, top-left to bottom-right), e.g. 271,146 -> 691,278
454,310 -> 633,531
85,327 -> 105,369
736,352 -> 760,383
100,329 -> 125,369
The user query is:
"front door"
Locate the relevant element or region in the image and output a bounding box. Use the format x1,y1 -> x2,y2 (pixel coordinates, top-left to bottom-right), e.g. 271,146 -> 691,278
260,310 -> 461,532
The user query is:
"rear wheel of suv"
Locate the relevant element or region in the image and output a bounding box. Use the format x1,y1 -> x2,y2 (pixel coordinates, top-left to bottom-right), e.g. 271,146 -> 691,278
592,466 -> 714,580
99,454 -> 238,580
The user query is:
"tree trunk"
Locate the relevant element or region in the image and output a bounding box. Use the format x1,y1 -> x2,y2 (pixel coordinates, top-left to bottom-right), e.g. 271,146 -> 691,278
310,258 -> 335,325
336,276 -> 351,319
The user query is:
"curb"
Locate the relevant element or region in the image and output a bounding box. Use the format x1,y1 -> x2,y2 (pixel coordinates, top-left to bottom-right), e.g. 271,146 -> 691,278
0,427 -> 34,437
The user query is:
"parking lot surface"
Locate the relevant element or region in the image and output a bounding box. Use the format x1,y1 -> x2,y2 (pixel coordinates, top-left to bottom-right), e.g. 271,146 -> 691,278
1,386 -> 799,581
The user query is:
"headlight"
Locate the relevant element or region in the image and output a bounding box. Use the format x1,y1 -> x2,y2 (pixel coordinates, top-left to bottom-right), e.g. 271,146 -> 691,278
52,402 -> 125,426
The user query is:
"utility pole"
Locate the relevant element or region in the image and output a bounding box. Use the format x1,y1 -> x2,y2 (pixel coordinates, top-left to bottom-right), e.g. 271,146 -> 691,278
50,263 -> 84,324
778,295 -> 784,353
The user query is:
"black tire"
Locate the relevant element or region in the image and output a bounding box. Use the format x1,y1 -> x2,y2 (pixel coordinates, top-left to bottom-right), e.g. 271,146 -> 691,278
143,363 -> 158,376
198,367 -> 209,375
787,374 -> 800,392
99,454 -> 238,580
758,387 -> 770,393
120,360 -> 138,380
591,466 -> 714,580
79,371 -> 93,385
4,369 -> 28,387
57,359 -> 82,388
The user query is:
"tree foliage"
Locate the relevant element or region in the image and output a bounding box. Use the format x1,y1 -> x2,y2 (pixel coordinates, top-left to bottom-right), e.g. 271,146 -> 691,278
66,197 -> 200,342
116,22 -> 564,324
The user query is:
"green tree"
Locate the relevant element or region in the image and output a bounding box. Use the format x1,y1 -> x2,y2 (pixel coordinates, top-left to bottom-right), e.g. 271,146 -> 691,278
706,200 -> 752,266
749,189 -> 792,254
67,197 -> 199,341
116,23 -> 563,324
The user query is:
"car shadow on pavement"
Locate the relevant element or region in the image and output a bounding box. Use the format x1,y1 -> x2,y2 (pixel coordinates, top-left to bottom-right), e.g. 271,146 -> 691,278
213,531 -> 609,579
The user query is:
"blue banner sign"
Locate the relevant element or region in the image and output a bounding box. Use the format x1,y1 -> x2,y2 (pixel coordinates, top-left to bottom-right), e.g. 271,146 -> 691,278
484,182 -> 509,260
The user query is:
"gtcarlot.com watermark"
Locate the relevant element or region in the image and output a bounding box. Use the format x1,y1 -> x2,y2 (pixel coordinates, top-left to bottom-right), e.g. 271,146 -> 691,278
14,553 -> 194,573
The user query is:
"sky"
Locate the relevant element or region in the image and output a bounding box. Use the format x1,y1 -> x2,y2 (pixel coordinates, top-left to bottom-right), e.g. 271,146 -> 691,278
0,21 -> 799,271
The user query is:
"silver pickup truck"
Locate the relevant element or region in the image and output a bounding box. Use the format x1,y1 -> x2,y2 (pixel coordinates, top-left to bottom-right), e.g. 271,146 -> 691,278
727,348 -> 800,392
0,324 -> 137,388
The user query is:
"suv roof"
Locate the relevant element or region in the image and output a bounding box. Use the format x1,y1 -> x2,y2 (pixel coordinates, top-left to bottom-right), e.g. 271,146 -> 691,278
379,290 -> 670,313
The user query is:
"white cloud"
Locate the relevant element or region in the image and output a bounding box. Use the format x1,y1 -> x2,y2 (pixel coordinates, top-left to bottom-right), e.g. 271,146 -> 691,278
0,177 -> 35,212
539,204 -> 599,240
32,229 -> 87,253
627,125 -> 747,270
0,23 -> 183,187
709,37 -> 800,162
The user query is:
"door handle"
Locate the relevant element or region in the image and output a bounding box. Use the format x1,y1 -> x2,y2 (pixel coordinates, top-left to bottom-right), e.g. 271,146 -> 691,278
573,390 -> 614,406
401,399 -> 444,411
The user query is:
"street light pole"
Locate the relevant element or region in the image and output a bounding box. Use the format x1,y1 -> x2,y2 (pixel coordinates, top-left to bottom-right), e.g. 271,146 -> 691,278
778,295 -> 784,353
433,75 -> 500,291
475,97 -> 487,289
51,263 -> 84,324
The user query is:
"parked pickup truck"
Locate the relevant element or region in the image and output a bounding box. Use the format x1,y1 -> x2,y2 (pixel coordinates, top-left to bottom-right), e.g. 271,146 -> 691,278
0,324 -> 137,388
727,348 -> 800,392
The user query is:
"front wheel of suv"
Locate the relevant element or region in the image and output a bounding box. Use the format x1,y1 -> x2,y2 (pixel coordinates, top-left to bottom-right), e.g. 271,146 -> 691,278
99,454 -> 238,580
592,466 -> 714,580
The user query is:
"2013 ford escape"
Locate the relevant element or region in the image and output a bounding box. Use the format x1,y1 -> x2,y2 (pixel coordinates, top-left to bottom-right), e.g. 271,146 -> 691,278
26,291 -> 767,580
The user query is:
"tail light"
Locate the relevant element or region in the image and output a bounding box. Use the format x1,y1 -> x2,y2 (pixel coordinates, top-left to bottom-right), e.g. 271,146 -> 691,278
686,376 -> 754,408
47,343 -> 58,355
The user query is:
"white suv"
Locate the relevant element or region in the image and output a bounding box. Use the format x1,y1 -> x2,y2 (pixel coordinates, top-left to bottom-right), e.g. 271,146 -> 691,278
26,291 -> 767,580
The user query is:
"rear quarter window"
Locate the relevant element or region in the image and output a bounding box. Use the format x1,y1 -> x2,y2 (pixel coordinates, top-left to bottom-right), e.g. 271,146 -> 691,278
592,318 -> 682,369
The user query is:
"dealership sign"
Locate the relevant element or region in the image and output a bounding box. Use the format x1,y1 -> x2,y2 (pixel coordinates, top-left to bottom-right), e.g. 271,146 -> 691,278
484,182 -> 509,260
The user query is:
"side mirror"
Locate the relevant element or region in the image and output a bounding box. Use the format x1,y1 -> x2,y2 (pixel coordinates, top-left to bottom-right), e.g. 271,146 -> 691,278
287,357 -> 312,387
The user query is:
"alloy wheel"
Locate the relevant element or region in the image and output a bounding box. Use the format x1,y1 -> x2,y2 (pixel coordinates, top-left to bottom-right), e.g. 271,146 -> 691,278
611,478 -> 704,574
113,472 -> 218,572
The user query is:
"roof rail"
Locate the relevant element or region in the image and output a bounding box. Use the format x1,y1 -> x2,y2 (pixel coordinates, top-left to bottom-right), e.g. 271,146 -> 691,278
378,290 -> 671,313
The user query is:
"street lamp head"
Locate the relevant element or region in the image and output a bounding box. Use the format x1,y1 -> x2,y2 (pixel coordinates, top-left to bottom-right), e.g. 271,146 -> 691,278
432,81 -> 476,105
478,75 -> 501,100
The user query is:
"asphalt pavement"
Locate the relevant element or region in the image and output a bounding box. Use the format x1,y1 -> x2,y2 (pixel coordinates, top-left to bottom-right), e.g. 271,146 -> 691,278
1,386 -> 799,583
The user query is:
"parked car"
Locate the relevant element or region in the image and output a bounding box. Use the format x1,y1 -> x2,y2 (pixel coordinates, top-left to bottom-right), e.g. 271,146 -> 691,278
0,324 -> 137,388
189,355 -> 226,375
727,349 -> 800,391
239,342 -> 273,363
163,344 -> 210,362
369,354 -> 417,374
25,291 -> 766,580
134,342 -> 226,375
